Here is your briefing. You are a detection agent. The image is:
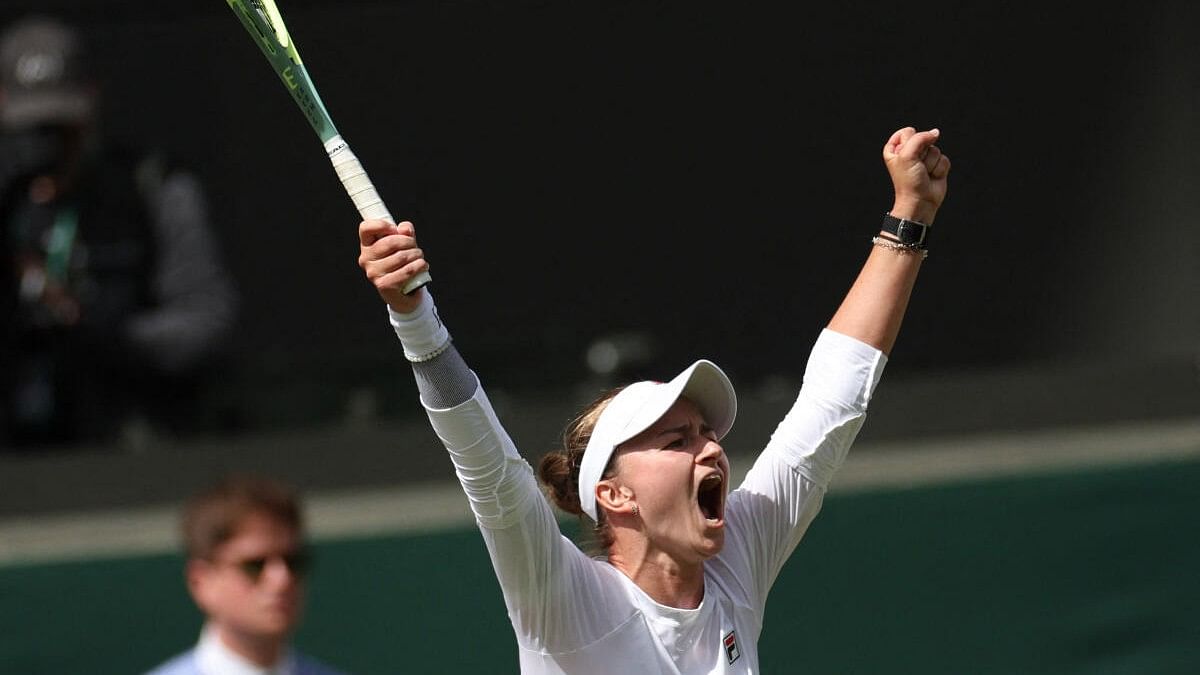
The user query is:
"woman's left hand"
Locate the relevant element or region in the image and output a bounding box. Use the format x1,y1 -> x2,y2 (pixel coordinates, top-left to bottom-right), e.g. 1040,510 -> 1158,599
883,126 -> 950,224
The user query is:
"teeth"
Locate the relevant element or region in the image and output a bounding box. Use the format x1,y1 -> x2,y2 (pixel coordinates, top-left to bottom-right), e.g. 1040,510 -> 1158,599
701,474 -> 722,486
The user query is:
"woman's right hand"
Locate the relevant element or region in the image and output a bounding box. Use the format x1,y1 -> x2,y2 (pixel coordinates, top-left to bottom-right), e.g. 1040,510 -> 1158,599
358,219 -> 429,314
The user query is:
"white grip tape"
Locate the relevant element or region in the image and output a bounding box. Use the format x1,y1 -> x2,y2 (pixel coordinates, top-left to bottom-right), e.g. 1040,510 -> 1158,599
325,135 -> 430,294
326,138 -> 391,221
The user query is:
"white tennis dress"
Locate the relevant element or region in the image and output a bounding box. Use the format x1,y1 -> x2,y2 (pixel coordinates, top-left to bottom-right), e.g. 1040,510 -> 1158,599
422,329 -> 886,674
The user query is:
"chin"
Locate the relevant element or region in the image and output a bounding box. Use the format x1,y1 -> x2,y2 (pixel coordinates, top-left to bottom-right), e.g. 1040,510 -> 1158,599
697,533 -> 725,559
255,611 -> 300,637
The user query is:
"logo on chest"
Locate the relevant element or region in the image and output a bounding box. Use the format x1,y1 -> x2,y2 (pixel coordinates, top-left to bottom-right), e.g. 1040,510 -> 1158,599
722,630 -> 740,664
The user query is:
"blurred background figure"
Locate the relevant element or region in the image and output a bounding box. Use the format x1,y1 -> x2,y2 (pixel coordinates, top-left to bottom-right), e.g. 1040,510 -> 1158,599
144,473 -> 347,675
0,14 -> 238,451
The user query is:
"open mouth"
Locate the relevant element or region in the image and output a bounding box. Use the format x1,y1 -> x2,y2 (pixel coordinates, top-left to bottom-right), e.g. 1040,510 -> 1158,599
697,472 -> 725,524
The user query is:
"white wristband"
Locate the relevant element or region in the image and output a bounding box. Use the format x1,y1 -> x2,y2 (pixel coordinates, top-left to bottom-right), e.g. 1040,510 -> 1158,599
388,294 -> 452,362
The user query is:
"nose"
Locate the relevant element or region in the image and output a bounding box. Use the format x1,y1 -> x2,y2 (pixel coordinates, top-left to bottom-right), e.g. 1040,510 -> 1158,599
696,438 -> 725,467
261,557 -> 301,589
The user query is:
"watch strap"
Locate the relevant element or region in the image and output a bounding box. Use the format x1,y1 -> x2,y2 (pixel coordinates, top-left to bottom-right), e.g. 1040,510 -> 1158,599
881,213 -> 930,247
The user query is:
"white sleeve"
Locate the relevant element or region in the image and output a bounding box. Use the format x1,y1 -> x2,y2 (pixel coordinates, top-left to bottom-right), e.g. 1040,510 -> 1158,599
424,387 -> 638,655
716,328 -> 887,610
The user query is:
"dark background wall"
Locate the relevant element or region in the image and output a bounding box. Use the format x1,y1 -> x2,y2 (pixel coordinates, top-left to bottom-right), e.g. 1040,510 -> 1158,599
1,1 -> 1196,431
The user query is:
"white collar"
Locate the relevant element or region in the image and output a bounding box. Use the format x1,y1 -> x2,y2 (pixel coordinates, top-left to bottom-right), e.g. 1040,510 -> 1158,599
195,622 -> 297,675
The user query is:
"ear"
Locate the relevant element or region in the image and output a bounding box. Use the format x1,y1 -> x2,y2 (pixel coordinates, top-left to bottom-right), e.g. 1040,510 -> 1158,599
185,558 -> 213,611
595,479 -> 636,516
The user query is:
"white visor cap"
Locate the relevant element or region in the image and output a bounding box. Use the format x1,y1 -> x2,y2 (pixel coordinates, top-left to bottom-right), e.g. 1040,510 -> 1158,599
578,359 -> 737,521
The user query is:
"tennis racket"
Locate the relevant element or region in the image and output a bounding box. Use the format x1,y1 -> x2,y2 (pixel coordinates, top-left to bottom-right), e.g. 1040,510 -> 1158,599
226,0 -> 430,294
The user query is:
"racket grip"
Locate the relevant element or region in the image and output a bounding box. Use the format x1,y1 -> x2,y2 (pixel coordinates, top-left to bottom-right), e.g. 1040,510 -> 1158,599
325,135 -> 430,295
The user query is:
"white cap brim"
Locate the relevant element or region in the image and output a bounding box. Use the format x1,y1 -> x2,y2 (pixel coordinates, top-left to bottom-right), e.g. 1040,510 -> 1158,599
578,359 -> 737,521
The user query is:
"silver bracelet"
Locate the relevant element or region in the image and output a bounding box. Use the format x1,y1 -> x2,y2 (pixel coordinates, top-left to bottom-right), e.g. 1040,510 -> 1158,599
871,236 -> 929,260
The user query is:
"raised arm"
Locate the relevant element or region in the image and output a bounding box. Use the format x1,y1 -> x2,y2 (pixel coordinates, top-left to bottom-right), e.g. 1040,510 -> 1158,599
356,217 -> 633,653
827,126 -> 950,355
721,127 -> 951,606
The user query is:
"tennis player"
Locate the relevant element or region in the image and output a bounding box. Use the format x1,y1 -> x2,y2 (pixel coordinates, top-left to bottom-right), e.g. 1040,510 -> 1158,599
357,125 -> 949,673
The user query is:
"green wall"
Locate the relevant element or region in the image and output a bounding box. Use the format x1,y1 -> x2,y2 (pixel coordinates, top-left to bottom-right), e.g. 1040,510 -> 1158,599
4,458 -> 1198,674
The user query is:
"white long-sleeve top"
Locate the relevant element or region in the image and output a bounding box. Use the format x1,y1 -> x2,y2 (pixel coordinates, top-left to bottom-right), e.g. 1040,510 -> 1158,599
421,328 -> 886,674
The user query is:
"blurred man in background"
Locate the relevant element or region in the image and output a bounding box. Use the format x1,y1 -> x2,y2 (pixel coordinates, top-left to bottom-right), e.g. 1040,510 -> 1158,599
145,473 -> 346,675
0,14 -> 238,451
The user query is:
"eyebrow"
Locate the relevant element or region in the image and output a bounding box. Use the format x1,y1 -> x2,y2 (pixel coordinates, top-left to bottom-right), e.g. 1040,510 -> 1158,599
657,424 -> 690,438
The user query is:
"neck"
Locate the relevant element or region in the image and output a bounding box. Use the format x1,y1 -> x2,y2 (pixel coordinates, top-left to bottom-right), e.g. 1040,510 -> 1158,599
214,623 -> 286,668
608,539 -> 706,609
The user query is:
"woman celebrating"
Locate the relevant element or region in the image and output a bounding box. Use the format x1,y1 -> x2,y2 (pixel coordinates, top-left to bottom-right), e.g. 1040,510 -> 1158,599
357,126 -> 949,673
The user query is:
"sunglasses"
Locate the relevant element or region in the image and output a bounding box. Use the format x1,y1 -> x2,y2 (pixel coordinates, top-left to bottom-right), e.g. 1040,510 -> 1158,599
219,549 -> 312,583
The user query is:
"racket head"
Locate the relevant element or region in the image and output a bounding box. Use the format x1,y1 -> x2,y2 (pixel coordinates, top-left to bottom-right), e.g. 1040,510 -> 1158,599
226,0 -> 338,142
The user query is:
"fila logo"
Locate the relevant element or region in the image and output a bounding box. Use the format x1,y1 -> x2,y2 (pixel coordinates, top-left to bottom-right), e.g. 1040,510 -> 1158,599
723,630 -> 740,664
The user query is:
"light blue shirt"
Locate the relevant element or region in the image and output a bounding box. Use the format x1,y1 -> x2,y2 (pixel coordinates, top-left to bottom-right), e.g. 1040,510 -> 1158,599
144,623 -> 346,675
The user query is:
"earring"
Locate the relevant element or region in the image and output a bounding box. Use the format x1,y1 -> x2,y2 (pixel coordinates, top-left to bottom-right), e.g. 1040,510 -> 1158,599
631,504 -> 639,517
